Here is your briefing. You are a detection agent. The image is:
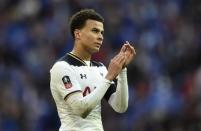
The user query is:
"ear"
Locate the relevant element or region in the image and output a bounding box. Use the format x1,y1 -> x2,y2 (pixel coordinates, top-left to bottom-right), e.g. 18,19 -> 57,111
74,29 -> 81,39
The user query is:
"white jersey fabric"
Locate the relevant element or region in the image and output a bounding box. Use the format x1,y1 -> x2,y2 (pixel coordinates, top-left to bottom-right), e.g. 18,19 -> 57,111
50,52 -> 128,131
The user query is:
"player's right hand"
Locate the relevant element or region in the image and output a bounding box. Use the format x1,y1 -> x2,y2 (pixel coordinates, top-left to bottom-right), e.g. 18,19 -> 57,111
105,49 -> 126,81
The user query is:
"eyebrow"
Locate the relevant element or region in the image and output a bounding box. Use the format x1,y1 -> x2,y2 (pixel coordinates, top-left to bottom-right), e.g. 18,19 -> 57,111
92,28 -> 104,34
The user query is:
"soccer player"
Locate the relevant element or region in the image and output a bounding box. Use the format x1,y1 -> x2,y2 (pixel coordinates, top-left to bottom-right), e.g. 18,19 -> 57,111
50,9 -> 136,131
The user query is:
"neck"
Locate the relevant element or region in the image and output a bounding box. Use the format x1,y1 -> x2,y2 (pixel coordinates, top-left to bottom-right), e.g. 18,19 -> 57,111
71,43 -> 91,61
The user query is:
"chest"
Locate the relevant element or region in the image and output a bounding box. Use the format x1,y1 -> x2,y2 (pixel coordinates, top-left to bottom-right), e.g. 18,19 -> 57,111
71,66 -> 106,95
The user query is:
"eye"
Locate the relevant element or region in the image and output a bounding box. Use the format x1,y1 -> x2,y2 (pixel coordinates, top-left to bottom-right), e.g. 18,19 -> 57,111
91,28 -> 104,35
92,28 -> 99,33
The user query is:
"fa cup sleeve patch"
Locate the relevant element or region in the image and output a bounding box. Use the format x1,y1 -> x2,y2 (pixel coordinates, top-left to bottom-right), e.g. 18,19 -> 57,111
62,76 -> 72,89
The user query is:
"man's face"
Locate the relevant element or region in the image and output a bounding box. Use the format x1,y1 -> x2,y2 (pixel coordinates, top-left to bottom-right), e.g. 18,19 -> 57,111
76,19 -> 104,54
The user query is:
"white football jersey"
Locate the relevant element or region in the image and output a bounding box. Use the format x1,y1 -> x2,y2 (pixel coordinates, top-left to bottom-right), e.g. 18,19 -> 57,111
50,53 -> 116,131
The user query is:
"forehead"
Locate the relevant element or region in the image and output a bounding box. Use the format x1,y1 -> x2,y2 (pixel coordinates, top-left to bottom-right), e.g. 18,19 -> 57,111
84,19 -> 104,30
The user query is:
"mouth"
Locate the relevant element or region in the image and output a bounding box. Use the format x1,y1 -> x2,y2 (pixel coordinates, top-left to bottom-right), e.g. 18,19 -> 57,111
95,42 -> 102,48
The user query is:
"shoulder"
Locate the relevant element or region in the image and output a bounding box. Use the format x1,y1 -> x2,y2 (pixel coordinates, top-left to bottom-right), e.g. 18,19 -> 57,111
52,61 -> 69,68
50,61 -> 71,73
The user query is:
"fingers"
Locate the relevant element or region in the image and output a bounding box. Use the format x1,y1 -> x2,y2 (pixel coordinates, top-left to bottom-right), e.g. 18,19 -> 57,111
117,41 -> 136,68
113,52 -> 126,66
107,41 -> 136,81
107,52 -> 126,80
120,44 -> 127,53
125,41 -> 136,55
120,41 -> 135,53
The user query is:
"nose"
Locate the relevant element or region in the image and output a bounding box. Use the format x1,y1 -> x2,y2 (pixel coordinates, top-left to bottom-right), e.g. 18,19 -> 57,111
98,33 -> 103,41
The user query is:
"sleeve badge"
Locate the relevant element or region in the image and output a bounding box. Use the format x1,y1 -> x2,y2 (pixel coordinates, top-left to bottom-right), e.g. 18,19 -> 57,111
62,76 -> 72,89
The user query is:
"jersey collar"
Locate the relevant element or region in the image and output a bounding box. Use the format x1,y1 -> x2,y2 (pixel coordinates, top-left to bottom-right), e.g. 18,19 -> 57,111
68,52 -> 88,66
58,52 -> 88,66
58,52 -> 102,67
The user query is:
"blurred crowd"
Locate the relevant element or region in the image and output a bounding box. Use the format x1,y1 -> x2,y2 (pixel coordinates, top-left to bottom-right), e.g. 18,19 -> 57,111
0,0 -> 201,131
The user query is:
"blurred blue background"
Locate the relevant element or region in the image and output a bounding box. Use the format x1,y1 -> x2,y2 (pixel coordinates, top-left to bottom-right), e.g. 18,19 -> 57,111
0,0 -> 201,131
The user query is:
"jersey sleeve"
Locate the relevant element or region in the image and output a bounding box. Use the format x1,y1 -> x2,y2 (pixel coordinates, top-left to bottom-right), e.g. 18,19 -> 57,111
100,64 -> 117,101
104,79 -> 117,101
50,61 -> 81,99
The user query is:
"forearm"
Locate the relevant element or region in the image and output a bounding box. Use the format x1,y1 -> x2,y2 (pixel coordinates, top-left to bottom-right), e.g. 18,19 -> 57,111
66,78 -> 112,118
108,68 -> 128,113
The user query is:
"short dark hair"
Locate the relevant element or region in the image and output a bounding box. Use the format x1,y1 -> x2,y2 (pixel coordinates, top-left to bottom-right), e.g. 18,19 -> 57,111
69,9 -> 104,38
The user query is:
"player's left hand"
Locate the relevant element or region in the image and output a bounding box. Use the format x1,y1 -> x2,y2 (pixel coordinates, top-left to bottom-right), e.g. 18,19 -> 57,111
121,41 -> 136,67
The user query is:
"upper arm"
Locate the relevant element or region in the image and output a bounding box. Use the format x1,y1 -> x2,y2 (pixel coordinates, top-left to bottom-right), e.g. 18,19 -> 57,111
64,91 -> 89,118
50,61 -> 82,100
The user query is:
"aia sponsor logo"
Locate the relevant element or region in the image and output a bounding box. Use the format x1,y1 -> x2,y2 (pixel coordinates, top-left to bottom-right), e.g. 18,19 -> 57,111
83,86 -> 96,96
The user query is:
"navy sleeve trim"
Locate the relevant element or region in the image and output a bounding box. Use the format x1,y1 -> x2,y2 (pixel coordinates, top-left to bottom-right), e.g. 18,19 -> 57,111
104,79 -> 117,101
64,90 -> 82,101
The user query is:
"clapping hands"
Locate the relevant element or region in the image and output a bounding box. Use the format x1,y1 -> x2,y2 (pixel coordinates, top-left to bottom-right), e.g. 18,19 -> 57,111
106,41 -> 136,81
120,41 -> 136,68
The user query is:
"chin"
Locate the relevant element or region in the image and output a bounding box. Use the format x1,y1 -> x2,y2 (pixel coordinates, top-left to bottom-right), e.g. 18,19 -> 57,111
91,49 -> 100,54
94,46 -> 101,51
